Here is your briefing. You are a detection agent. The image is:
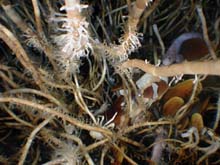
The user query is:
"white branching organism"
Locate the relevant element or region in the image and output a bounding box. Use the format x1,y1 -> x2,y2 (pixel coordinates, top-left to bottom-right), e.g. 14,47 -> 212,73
53,0 -> 93,77
106,0 -> 151,63
106,29 -> 142,63
111,0 -> 154,62
89,113 -> 117,140
118,31 -> 142,61
52,144 -> 82,165
25,32 -> 44,52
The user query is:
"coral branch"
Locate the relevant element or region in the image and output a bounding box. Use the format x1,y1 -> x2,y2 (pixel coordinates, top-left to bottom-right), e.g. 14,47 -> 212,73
106,0 -> 153,62
19,116 -> 53,165
132,0 -> 153,16
138,0 -> 160,28
31,0 -> 43,34
121,59 -> 220,77
0,97 -> 112,135
128,0 -> 154,30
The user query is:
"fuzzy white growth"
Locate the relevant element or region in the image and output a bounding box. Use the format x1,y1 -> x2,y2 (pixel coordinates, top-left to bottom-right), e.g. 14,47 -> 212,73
89,114 -> 116,140
24,30 -> 45,52
53,0 -> 92,76
119,30 -> 142,56
107,31 -> 142,63
61,4 -> 88,12
54,19 -> 92,59
52,144 -> 82,165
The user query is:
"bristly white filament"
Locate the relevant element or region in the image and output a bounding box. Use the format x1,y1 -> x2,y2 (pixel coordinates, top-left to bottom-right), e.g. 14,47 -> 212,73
52,0 -> 93,77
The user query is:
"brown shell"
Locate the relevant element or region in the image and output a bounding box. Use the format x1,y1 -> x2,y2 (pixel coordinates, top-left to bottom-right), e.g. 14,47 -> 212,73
191,113 -> 204,131
163,96 -> 185,116
162,79 -> 202,102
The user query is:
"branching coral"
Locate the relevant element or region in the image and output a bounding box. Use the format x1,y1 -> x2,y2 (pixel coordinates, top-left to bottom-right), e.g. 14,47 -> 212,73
105,0 -> 154,63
